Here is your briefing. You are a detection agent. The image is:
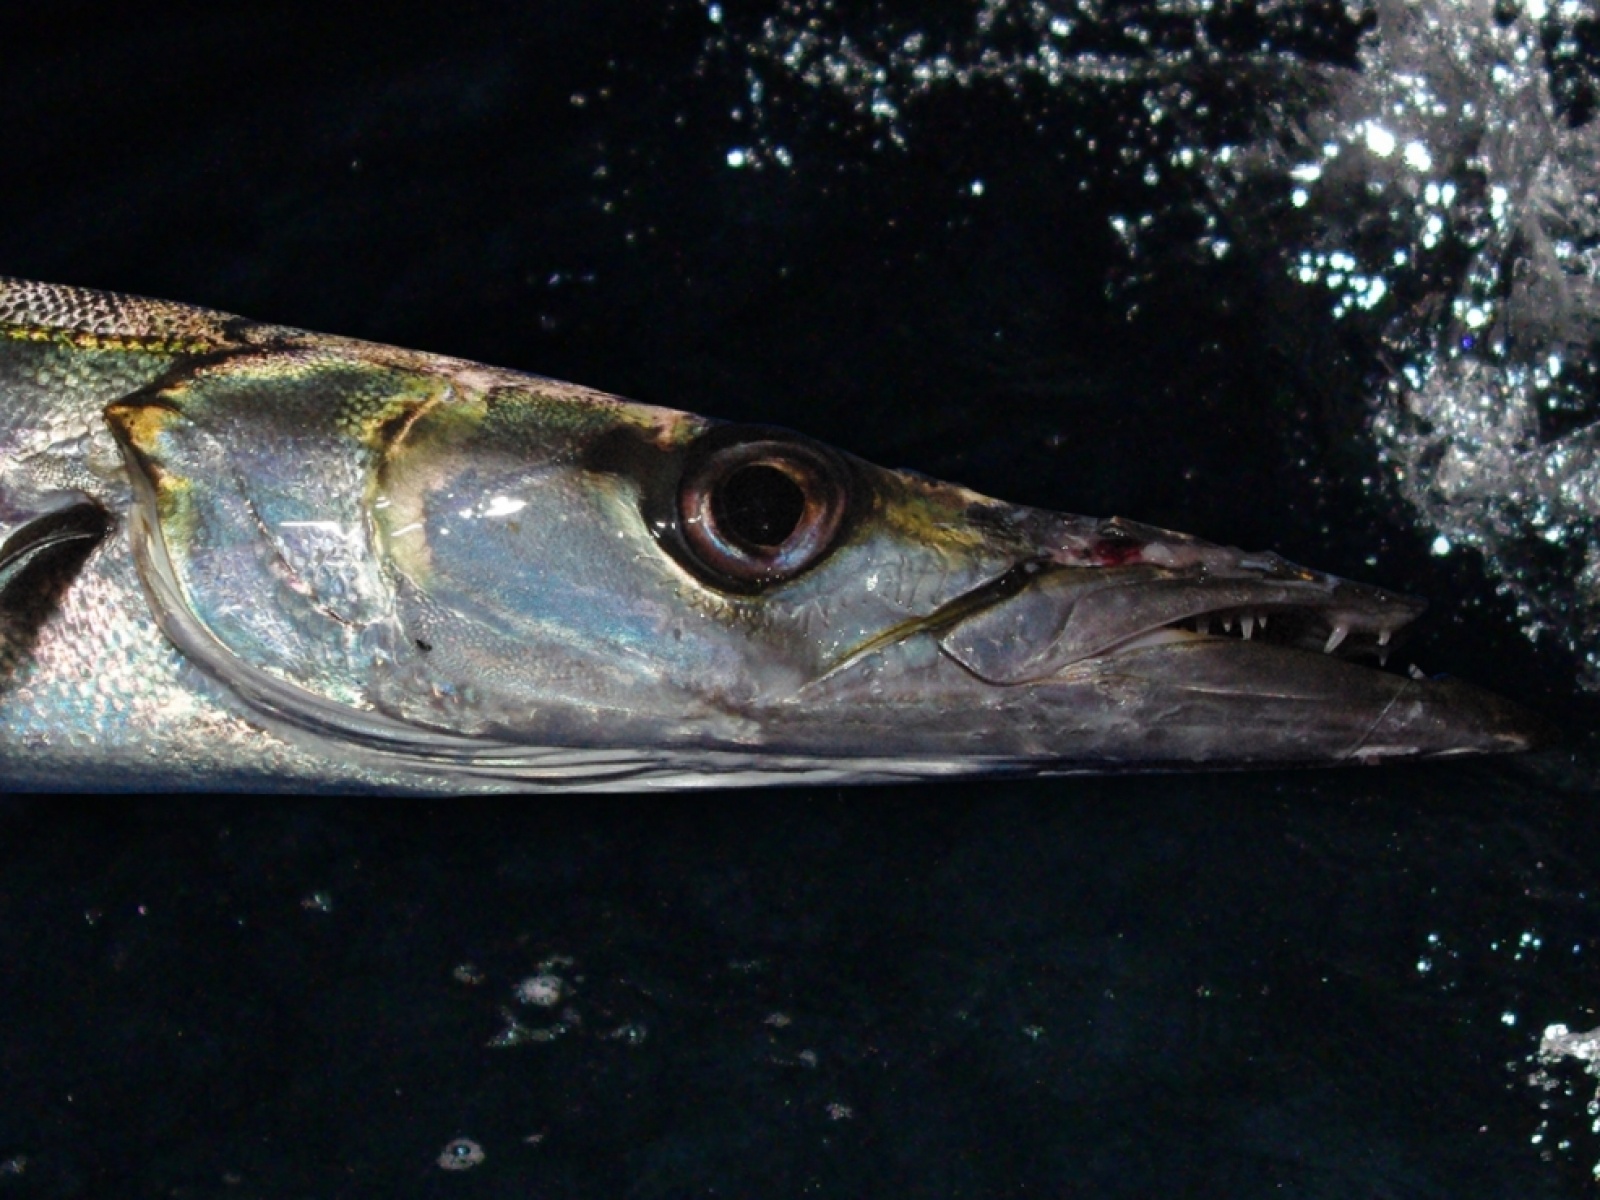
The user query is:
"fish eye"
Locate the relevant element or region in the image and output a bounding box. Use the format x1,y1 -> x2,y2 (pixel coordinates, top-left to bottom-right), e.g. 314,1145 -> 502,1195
676,430 -> 849,588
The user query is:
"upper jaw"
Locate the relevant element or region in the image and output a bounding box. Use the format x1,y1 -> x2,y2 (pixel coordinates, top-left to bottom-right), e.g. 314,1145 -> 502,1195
933,518 -> 1428,685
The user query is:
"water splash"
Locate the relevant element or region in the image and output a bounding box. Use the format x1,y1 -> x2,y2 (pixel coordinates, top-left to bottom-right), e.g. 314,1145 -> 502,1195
700,0 -> 1600,687
1295,0 -> 1600,687
1530,1022 -> 1600,1179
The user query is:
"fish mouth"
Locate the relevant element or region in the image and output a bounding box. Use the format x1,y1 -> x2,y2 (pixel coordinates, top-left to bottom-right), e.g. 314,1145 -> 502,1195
821,516 -> 1550,765
931,552 -> 1426,685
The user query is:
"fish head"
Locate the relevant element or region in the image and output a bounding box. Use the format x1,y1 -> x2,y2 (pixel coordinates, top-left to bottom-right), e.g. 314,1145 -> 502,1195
107,347 -> 1545,785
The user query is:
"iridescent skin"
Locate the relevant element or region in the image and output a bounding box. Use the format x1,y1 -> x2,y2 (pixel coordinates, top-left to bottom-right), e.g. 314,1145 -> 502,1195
0,279 -> 1542,792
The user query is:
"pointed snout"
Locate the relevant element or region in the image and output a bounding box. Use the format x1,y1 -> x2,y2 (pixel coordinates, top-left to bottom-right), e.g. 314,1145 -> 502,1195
1082,640 -> 1551,766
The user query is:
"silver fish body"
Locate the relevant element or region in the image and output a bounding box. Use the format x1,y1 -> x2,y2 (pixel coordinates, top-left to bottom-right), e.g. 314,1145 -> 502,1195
0,278 -> 1543,792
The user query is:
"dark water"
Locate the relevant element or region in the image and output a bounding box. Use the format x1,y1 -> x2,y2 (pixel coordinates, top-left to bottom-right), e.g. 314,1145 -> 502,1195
3,2 -> 1600,1196
2,775 -> 1596,1198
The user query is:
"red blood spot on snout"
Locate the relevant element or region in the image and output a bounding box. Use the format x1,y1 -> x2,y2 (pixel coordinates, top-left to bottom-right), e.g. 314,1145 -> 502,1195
1089,538 -> 1144,566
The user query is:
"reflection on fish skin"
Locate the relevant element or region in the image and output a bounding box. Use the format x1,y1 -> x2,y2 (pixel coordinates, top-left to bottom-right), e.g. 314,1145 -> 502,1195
0,278 -> 1547,793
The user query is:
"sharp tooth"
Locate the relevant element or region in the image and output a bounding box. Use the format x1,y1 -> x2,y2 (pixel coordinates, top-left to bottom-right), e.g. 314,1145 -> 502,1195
1258,612 -> 1268,630
1323,624 -> 1349,655
1241,613 -> 1255,640
1377,628 -> 1391,647
1408,663 -> 1426,681
1223,615 -> 1234,633
1379,647 -> 1390,667
1198,615 -> 1212,636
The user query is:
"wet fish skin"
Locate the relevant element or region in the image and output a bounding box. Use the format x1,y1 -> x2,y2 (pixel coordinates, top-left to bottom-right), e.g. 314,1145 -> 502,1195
0,278 -> 1542,792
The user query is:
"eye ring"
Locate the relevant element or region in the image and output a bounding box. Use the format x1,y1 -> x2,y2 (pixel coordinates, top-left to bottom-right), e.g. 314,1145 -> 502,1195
676,430 -> 849,588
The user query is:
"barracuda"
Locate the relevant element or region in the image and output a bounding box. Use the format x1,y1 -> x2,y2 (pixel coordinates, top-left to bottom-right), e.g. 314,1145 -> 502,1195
0,278 -> 1543,792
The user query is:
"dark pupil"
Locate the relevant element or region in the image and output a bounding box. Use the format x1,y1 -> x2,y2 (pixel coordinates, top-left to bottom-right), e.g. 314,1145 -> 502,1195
712,464 -> 806,549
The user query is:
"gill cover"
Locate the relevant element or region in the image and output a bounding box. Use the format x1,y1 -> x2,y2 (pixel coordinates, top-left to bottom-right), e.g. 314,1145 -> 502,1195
102,346 -> 778,779
105,350 -> 452,740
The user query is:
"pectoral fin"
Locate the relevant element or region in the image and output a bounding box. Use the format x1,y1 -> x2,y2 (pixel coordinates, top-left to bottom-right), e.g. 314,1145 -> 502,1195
0,489 -> 108,683
0,490 -> 107,593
